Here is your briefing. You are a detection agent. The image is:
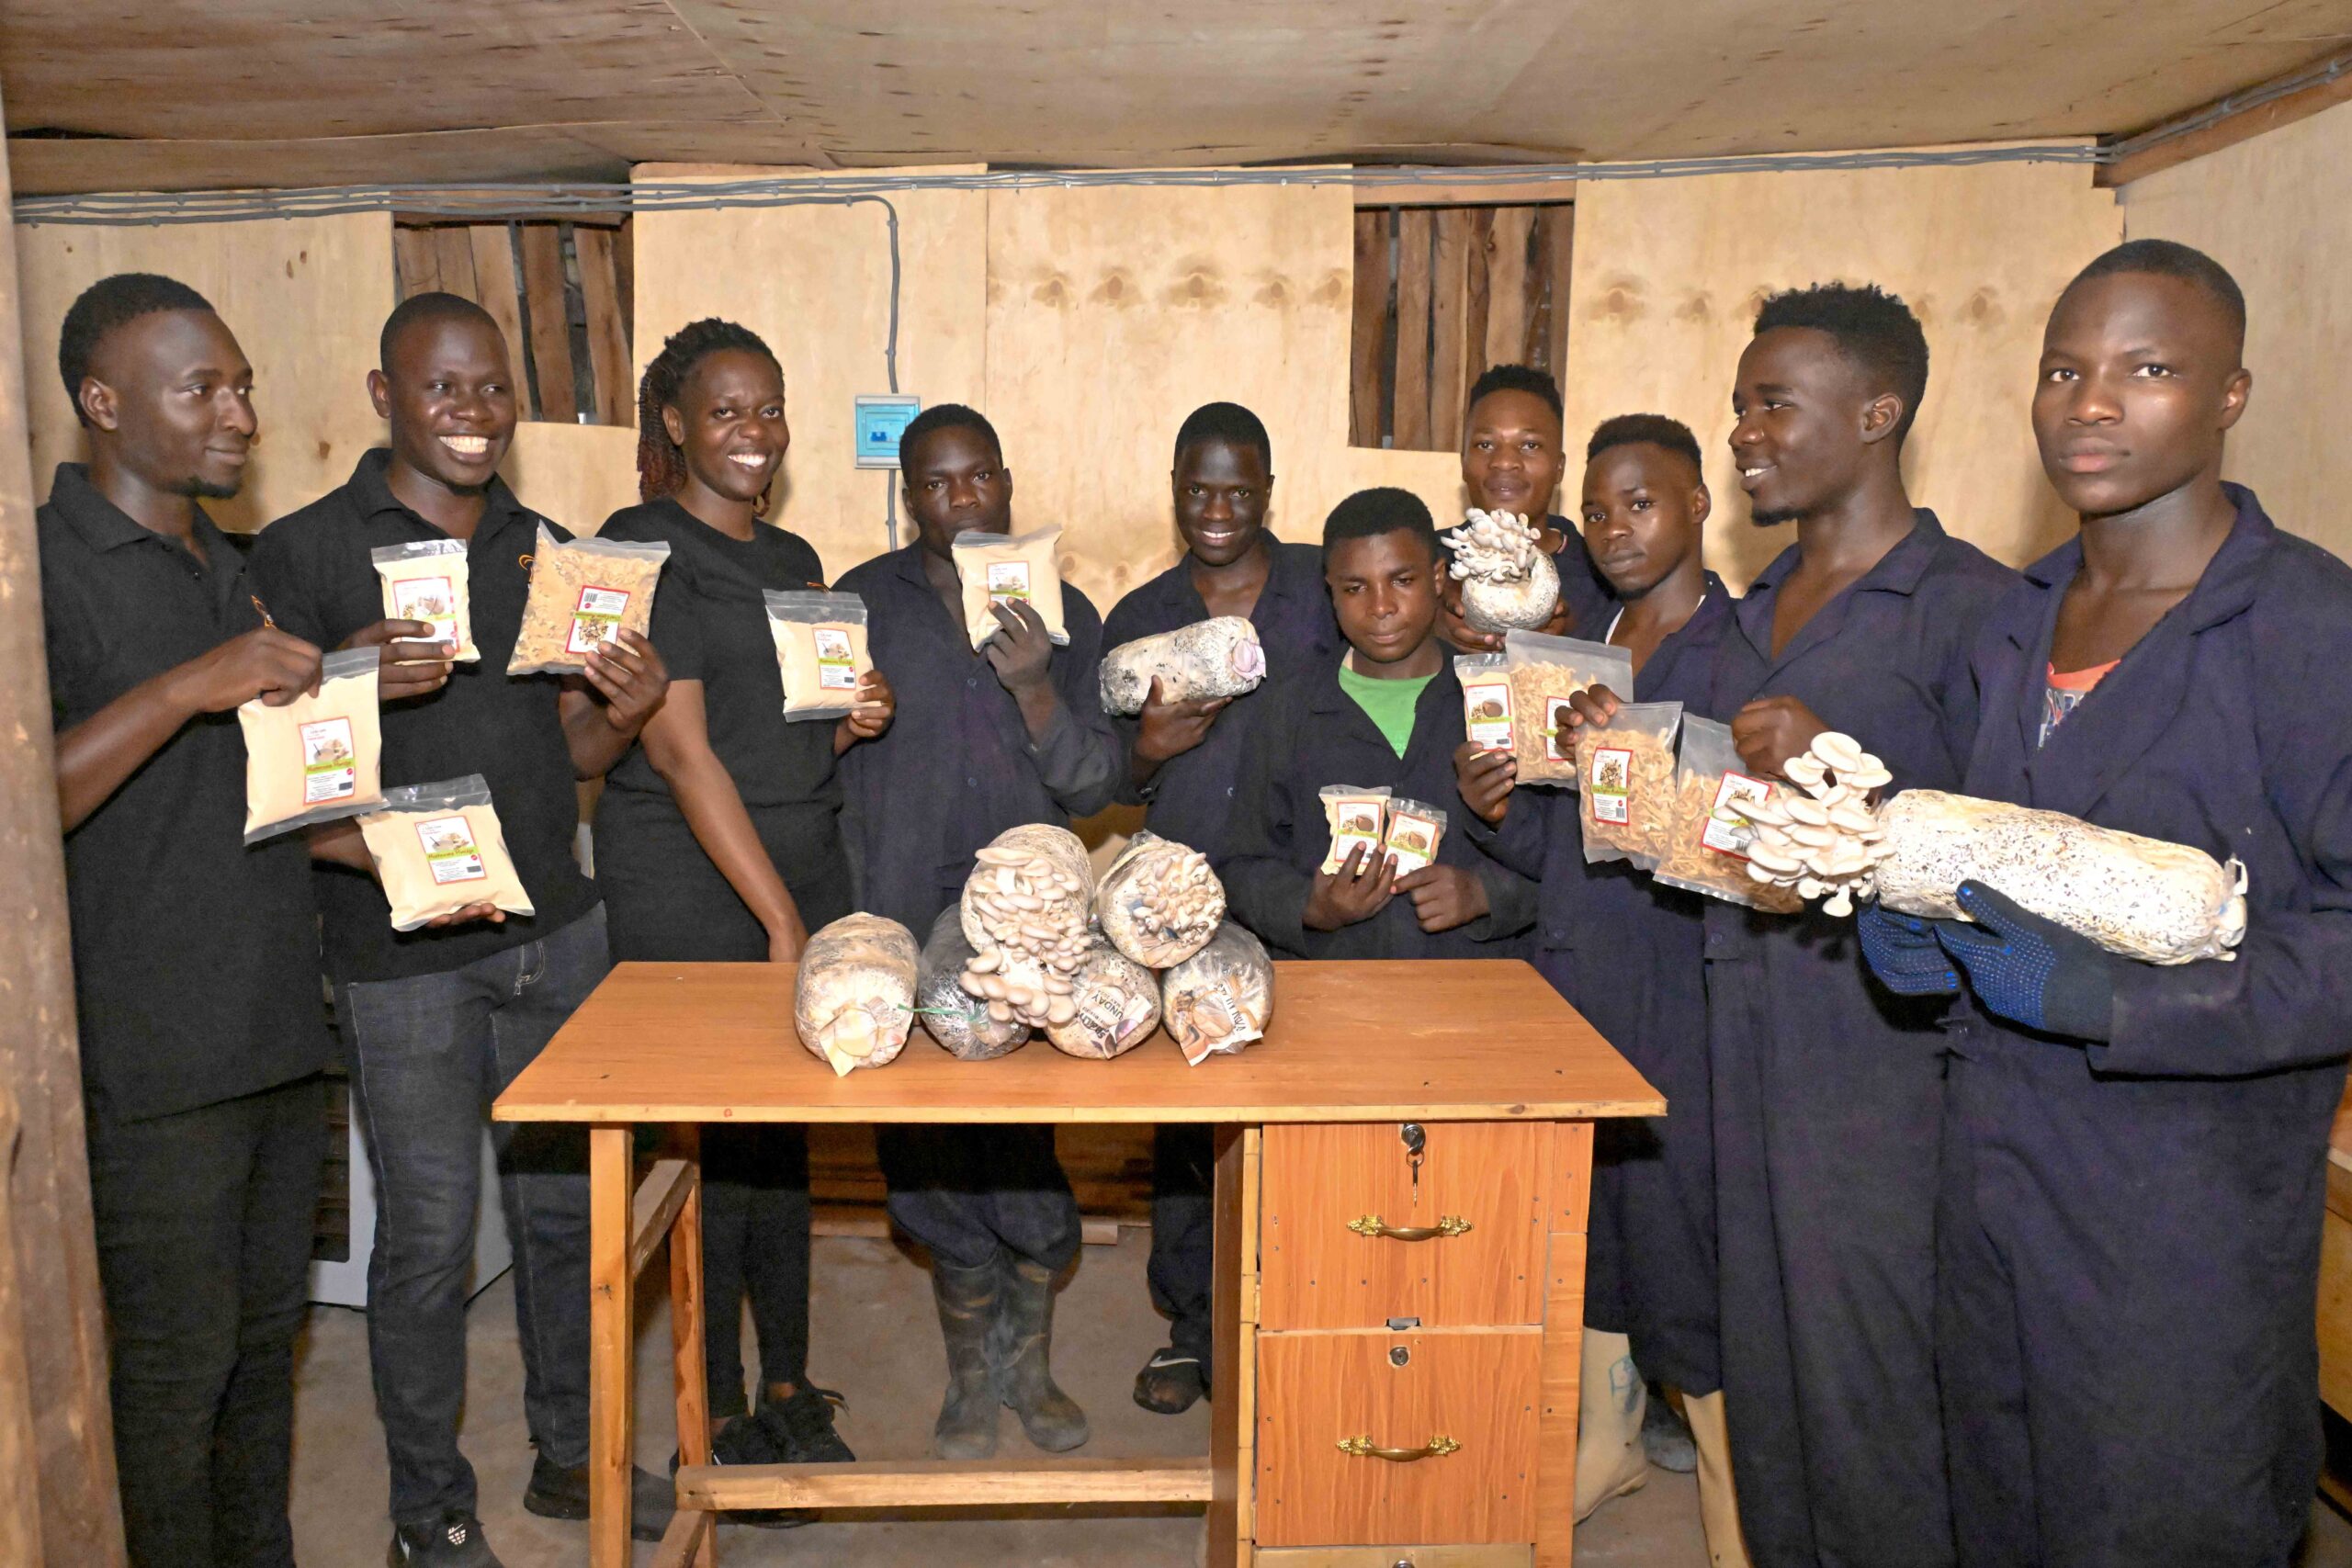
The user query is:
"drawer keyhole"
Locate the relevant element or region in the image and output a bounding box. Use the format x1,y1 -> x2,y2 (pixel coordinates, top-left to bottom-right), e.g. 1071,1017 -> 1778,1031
1389,1345 -> 1410,1368
1401,1122 -> 1426,1201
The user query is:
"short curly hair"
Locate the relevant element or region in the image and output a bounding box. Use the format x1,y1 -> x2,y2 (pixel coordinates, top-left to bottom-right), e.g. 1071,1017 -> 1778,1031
1753,283 -> 1930,443
58,272 -> 216,427
1587,412 -> 1702,473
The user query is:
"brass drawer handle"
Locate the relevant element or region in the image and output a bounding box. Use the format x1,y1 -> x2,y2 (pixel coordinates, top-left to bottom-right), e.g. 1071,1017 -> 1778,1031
1348,1214 -> 1473,1241
1336,1433 -> 1462,1462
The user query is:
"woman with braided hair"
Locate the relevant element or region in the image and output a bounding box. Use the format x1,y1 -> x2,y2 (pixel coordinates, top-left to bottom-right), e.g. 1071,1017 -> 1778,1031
595,319 -> 893,1503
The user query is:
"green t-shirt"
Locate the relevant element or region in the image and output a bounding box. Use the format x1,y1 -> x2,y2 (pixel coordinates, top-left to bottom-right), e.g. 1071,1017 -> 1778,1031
1337,660 -> 1432,758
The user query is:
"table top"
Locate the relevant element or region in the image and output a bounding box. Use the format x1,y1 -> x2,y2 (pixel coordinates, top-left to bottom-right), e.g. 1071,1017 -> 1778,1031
493,958 -> 1662,1125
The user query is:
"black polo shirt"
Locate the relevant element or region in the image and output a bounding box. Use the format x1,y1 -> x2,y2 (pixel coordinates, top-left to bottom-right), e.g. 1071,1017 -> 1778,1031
39,464 -> 331,1121
1102,537 -> 1337,856
251,449 -> 596,984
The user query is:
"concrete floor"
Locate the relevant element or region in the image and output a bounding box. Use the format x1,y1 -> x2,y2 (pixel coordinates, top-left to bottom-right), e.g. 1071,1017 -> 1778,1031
290,1229 -> 2352,1567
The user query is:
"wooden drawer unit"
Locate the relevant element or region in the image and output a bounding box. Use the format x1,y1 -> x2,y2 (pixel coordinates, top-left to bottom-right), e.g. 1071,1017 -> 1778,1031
1261,1122 -> 1573,1329
1253,1548 -> 1532,1567
1254,1328 -> 1540,1546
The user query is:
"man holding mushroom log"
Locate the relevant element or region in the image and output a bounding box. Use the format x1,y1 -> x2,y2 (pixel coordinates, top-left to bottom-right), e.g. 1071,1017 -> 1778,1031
835,403 -> 1122,1460
1854,241 -> 2352,1568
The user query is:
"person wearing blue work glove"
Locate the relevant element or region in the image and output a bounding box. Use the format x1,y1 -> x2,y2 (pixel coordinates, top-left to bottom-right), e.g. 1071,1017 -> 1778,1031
1856,902 -> 1960,997
1934,880 -> 2116,1041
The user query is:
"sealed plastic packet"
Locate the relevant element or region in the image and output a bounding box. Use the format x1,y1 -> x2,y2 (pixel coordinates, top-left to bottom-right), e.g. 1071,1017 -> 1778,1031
1383,798 -> 1448,874
238,646 -> 386,844
1317,785 -> 1393,874
1653,717 -> 1802,912
1503,630 -> 1635,785
1045,940 -> 1163,1060
371,537 -> 478,661
916,908 -> 1031,1061
1162,921 -> 1276,1067
507,523 -> 669,675
794,913 -> 920,1077
356,773 -> 537,931
952,525 -> 1069,649
1575,701 -> 1683,868
1456,653 -> 1514,754
764,589 -> 872,722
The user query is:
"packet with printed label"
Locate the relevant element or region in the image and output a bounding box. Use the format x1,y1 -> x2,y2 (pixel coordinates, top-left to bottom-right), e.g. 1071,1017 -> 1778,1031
1383,797 -> 1449,875
952,525 -> 1069,650
1654,716 -> 1803,912
371,537 -> 478,661
238,646 -> 385,843
1573,702 -> 1682,868
507,524 -> 669,675
356,774 -> 537,931
1317,784 -> 1393,874
1501,629 -> 1634,785
1455,653 -> 1514,754
764,589 -> 873,721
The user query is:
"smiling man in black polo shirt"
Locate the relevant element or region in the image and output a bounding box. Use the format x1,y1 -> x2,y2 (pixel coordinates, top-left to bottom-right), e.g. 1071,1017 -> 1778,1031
251,293 -> 670,1566
39,273 -> 332,1568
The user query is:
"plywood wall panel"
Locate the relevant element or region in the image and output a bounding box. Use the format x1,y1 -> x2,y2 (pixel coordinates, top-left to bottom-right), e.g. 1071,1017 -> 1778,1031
628,165 -> 988,578
14,212 -> 393,531
2121,97 -> 2352,564
503,423 -> 642,539
1562,159 -> 2120,588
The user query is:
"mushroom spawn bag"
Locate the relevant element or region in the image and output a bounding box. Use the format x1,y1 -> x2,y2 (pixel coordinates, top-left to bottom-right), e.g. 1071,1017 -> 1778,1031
916,907 -> 1031,1061
1099,616 -> 1267,715
1093,830 -> 1226,969
1162,921 -> 1275,1067
793,913 -> 919,1077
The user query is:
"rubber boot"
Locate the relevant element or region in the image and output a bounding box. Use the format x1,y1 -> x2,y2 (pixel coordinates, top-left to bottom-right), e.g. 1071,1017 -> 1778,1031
990,1253 -> 1091,1452
1681,1388 -> 1754,1568
1574,1328 -> 1649,1520
929,1254 -> 1001,1459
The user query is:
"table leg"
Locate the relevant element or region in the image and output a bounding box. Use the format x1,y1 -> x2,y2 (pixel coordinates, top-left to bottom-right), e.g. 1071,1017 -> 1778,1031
668,1127 -> 716,1565
1205,1123 -> 1253,1568
589,1124 -> 635,1568
1535,1120 -> 1595,1568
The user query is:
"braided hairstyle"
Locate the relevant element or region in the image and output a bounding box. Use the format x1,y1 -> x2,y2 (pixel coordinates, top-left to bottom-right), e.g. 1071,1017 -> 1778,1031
634,318 -> 782,502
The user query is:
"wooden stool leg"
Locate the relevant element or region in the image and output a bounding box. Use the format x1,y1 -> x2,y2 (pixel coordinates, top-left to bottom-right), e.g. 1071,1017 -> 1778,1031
589,1124 -> 635,1568
669,1127 -> 717,1565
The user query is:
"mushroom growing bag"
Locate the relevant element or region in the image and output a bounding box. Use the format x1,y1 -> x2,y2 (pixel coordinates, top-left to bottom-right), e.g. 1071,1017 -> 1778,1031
1094,830 -> 1226,969
916,907 -> 1032,1061
238,646 -> 385,843
794,913 -> 919,1077
1044,940 -> 1163,1060
1444,509 -> 1563,633
356,774 -> 536,931
1162,921 -> 1276,1067
507,524 -> 669,675
763,589 -> 872,722
952,525 -> 1069,649
1099,616 -> 1267,715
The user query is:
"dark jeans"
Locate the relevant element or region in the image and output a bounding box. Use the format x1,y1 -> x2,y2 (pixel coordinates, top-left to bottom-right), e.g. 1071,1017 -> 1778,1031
1148,1123 -> 1214,1371
86,1074 -> 327,1568
703,1124 -> 811,1416
339,904 -> 606,1528
877,1124 -> 1080,1273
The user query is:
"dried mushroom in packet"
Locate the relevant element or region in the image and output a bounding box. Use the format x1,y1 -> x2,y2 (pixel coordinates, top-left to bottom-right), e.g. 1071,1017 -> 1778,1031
1653,716 -> 1802,913
1501,629 -> 1635,785
1317,784 -> 1392,874
1574,701 -> 1681,868
507,523 -> 668,676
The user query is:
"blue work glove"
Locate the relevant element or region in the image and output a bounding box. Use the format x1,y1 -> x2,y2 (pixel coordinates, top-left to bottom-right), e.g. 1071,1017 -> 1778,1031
1858,902 -> 1960,997
1935,881 -> 2115,1042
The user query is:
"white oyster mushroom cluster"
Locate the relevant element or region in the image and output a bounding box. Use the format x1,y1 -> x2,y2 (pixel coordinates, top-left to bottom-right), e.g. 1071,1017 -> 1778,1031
1730,731 -> 1894,918
957,826 -> 1097,1031
1442,509 -> 1563,632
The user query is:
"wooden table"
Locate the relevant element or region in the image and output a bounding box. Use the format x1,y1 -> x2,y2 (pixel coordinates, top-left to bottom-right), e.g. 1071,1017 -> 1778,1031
493,957 -> 1660,1568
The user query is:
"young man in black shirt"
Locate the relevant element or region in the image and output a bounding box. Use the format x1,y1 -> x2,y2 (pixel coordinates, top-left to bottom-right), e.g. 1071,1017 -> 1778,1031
835,404 -> 1121,1461
251,294 -> 670,1565
39,273 -> 332,1568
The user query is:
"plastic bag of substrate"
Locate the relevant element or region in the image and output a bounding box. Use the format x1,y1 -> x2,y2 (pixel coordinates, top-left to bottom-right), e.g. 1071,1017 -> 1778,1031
238,646 -> 385,843
356,774 -> 537,931
1502,630 -> 1635,785
1575,701 -> 1683,868
507,524 -> 669,675
956,824 -> 1095,1030
1653,717 -> 1801,913
1317,785 -> 1392,874
1094,830 -> 1226,969
1162,921 -> 1275,1067
1444,509 -> 1562,633
1456,653 -> 1513,755
1045,940 -> 1162,1060
1099,616 -> 1267,715
952,525 -> 1069,649
1384,797 -> 1448,875
764,589 -> 872,722
372,537 -> 478,661
794,913 -> 919,1077
916,908 -> 1031,1061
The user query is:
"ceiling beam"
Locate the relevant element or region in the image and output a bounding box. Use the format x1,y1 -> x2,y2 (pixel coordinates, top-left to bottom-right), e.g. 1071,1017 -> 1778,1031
2098,47 -> 2352,188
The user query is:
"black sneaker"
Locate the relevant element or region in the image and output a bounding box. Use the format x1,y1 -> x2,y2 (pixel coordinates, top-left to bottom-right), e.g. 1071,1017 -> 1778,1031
1132,1348 -> 1207,1415
765,1383 -> 856,1465
521,1453 -> 676,1541
387,1511 -> 503,1567
695,1404 -> 815,1531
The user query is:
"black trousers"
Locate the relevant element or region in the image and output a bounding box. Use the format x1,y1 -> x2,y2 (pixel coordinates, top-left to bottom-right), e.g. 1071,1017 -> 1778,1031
1148,1123 -> 1215,1371
877,1124 -> 1081,1274
85,1074 -> 327,1568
